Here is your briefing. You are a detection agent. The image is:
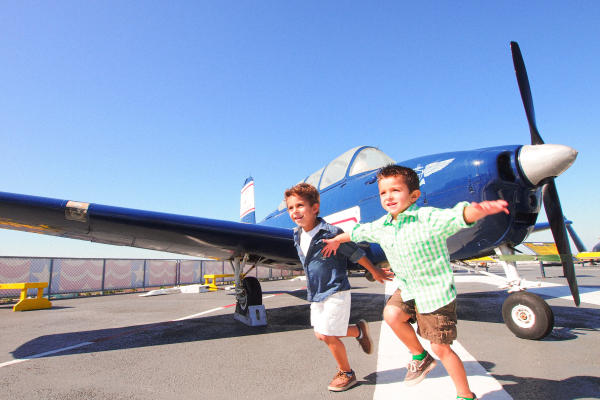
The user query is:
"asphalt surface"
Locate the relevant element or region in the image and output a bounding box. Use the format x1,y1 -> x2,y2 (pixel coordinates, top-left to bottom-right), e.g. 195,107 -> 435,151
1,262 -> 599,400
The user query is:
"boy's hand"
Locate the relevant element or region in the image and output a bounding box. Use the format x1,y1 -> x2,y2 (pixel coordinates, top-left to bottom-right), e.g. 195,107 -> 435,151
322,238 -> 340,257
371,267 -> 394,283
473,200 -> 509,215
464,199 -> 509,223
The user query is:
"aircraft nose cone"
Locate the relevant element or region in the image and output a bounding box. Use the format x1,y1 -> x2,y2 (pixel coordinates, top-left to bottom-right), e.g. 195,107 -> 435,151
518,144 -> 578,185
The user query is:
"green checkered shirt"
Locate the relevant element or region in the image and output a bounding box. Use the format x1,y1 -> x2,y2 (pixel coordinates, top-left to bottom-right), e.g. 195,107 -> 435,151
351,202 -> 473,313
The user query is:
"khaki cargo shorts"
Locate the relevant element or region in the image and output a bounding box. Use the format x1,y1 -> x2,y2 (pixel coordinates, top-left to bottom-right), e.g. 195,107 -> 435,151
386,289 -> 457,344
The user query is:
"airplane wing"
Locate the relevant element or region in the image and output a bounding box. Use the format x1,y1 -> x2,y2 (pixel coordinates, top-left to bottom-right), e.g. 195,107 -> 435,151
0,191 -> 300,269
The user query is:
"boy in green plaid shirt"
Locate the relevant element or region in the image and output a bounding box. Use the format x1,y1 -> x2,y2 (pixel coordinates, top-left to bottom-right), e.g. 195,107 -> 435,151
322,164 -> 509,400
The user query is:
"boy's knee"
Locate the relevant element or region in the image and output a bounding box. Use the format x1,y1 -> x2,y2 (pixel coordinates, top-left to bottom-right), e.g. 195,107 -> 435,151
315,332 -> 335,343
383,304 -> 411,324
315,333 -> 340,345
431,343 -> 452,358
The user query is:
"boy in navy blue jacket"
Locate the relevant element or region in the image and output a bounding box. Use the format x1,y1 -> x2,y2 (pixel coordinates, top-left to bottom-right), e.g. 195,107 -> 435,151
285,183 -> 393,392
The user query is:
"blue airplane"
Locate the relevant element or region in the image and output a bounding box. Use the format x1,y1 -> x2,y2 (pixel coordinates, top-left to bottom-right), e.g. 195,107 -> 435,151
0,42 -> 579,340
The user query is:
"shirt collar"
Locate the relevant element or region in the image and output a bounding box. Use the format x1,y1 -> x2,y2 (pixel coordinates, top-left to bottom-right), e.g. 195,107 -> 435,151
383,203 -> 419,225
293,217 -> 327,242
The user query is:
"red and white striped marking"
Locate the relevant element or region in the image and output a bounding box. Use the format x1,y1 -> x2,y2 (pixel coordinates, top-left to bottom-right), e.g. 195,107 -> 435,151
323,206 -> 361,232
240,180 -> 255,219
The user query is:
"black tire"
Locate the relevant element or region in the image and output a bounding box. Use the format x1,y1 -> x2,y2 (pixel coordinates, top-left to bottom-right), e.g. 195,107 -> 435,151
502,291 -> 554,340
237,277 -> 262,314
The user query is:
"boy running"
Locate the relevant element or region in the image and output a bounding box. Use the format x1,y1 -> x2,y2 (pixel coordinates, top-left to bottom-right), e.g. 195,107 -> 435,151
322,165 -> 509,400
285,183 -> 393,392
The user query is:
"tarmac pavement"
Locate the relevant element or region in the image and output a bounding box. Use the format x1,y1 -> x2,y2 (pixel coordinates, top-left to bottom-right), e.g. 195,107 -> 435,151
1,262 -> 599,399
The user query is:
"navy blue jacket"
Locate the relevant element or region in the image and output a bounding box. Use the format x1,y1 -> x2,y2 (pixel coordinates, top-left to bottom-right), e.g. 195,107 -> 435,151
293,218 -> 365,302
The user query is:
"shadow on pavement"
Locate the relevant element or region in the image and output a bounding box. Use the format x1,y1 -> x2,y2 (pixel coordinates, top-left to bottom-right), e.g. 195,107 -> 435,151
11,292 -> 386,360
479,361 -> 600,399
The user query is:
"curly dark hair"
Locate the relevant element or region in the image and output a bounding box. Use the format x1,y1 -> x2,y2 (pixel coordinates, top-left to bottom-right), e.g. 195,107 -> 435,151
376,164 -> 420,192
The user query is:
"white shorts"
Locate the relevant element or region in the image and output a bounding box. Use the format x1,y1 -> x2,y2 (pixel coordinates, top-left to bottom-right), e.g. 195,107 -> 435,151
310,290 -> 351,337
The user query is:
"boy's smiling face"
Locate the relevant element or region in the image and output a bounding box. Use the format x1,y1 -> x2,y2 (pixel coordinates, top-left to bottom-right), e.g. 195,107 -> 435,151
286,194 -> 319,231
378,175 -> 421,219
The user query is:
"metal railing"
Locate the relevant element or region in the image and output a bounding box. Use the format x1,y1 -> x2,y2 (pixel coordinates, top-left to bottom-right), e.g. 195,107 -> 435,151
0,257 -> 300,299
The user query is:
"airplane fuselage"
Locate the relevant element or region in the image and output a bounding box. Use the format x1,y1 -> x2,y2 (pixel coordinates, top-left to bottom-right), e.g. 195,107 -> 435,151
259,145 -> 542,265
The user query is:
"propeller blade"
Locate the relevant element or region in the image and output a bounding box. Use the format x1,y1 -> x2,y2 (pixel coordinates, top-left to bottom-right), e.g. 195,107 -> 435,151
510,41 -> 545,145
543,181 -> 580,305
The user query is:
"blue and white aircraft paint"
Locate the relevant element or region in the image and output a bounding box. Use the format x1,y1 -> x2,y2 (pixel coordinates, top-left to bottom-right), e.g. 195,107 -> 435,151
240,177 -> 256,224
0,42 -> 579,339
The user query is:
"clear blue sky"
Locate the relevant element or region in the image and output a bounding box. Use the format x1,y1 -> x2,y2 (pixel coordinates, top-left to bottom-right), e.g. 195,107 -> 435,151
1,2 -> 598,258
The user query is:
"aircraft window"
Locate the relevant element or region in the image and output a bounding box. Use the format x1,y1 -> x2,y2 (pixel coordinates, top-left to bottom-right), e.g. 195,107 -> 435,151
305,167 -> 324,188
319,148 -> 356,189
349,147 -> 396,176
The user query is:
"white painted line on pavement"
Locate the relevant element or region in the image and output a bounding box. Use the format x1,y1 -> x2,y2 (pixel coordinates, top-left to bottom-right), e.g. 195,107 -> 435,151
454,274 -> 600,306
174,306 -> 234,321
0,342 -> 94,368
528,285 -> 600,306
373,281 -> 512,399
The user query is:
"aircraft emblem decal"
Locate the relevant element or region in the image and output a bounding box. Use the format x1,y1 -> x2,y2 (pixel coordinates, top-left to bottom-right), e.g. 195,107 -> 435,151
414,158 -> 455,186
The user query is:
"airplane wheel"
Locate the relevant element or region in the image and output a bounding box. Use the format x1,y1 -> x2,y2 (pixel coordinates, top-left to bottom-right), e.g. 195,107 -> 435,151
502,291 -> 554,340
238,277 -> 262,314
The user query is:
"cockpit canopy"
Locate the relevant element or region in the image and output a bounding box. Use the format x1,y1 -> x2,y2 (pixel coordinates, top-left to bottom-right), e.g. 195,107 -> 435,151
276,146 -> 395,211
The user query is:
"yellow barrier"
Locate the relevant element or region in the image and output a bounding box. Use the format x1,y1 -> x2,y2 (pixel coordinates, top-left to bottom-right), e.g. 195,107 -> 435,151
577,252 -> 600,264
203,274 -> 245,291
0,282 -> 52,311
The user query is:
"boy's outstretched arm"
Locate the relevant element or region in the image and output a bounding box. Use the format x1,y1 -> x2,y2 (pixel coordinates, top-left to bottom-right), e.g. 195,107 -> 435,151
321,232 -> 351,257
356,256 -> 394,283
463,199 -> 510,224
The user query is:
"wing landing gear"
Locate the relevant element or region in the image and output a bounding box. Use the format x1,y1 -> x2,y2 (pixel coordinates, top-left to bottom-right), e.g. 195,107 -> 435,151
231,255 -> 267,326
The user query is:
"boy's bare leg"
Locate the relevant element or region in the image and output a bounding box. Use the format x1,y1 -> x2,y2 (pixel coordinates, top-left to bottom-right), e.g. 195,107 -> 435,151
346,325 -> 359,338
383,304 -> 424,355
317,333 -> 352,371
316,325 -> 361,371
431,343 -> 473,398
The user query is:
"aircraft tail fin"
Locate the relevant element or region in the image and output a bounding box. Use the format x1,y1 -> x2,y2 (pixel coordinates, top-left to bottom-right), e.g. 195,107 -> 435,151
240,176 -> 256,224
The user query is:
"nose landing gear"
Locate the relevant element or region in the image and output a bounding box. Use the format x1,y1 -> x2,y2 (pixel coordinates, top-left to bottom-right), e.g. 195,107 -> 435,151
502,291 -> 554,340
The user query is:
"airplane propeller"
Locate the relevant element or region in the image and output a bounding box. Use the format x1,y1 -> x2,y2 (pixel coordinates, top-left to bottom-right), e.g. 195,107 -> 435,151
510,41 -> 580,306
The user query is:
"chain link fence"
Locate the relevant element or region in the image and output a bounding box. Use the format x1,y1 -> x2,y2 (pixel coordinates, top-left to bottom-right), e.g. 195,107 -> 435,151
0,257 -> 301,299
